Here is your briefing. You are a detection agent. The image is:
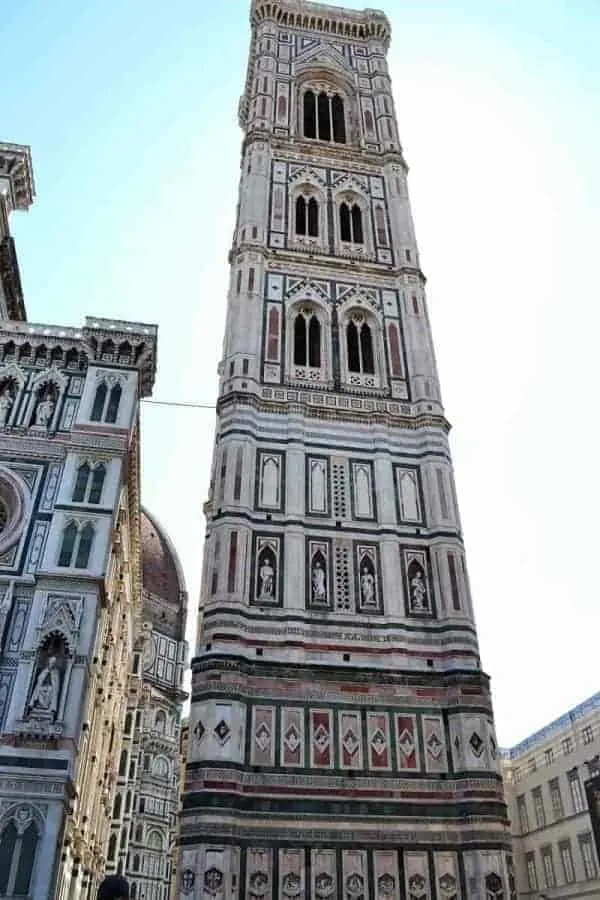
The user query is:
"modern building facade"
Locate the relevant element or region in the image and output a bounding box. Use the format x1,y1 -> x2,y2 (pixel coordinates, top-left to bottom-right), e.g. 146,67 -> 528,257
0,141 -> 187,900
502,692 -> 600,898
178,2 -> 512,897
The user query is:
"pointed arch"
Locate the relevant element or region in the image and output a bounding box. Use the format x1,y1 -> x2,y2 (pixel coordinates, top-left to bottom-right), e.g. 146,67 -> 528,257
88,464 -> 106,504
58,521 -> 78,568
339,202 -> 351,242
294,313 -> 307,366
303,89 -> 316,138
308,315 -> 321,367
351,203 -> 363,243
307,196 -> 319,237
105,383 -> 121,424
108,832 -> 117,860
295,195 -> 306,235
332,93 -> 346,142
75,523 -> 94,568
72,463 -> 91,503
91,382 -> 107,421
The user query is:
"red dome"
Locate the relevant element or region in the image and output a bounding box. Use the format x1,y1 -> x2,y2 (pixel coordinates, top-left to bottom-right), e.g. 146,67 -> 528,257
140,507 -> 185,602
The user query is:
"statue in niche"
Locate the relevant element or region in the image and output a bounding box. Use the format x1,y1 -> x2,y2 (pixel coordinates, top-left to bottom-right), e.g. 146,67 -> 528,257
409,566 -> 428,612
257,551 -> 275,601
0,383 -> 14,425
311,556 -> 327,604
34,386 -> 56,428
27,635 -> 66,721
360,565 -> 375,607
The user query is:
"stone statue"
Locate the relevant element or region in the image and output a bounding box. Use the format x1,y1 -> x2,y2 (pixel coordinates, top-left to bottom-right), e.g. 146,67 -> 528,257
28,655 -> 61,718
360,567 -> 375,605
258,557 -> 274,599
35,393 -> 55,427
410,570 -> 428,611
0,386 -> 13,425
312,561 -> 326,602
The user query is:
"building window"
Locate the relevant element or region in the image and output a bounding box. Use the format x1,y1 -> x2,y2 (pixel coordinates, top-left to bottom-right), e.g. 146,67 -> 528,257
387,322 -> 403,377
346,317 -> 374,375
544,746 -> 554,765
587,755 -> 600,778
73,462 -> 106,504
582,725 -> 594,745
303,89 -> 345,143
57,521 -> 94,569
563,735 -> 574,755
293,310 -> 321,369
248,267 -> 255,292
517,794 -> 529,833
210,536 -> 220,596
541,847 -> 556,888
549,777 -> 564,820
236,270 -> 242,294
559,840 -> 575,883
295,195 -> 319,237
525,853 -> 538,891
91,381 -> 122,424
579,833 -> 598,879
568,768 -> 585,813
339,202 -> 363,243
528,756 -> 537,774
0,817 -> 39,897
513,766 -> 521,783
532,786 -> 546,828
233,446 -> 243,501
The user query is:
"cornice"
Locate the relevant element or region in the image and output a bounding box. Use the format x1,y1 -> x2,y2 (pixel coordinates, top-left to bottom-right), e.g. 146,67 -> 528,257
0,142 -> 35,214
216,388 -> 450,432
249,1 -> 391,49
242,130 -> 408,172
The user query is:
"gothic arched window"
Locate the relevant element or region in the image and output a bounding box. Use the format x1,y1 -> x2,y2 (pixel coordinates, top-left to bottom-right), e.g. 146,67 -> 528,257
113,793 -> 122,820
73,463 -> 91,502
105,384 -> 121,424
295,196 -> 319,238
347,320 -> 374,374
91,383 -> 107,422
303,89 -> 316,138
293,313 -> 321,368
303,89 -> 346,143
75,523 -> 94,569
339,202 -> 363,243
58,522 -> 78,568
88,464 -> 106,504
108,833 -> 117,861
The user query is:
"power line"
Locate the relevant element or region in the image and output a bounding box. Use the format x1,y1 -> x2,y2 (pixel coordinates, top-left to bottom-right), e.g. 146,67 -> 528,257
141,399 -> 216,410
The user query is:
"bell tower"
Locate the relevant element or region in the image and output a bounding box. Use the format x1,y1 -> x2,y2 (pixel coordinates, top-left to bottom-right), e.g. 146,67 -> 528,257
179,2 -> 513,898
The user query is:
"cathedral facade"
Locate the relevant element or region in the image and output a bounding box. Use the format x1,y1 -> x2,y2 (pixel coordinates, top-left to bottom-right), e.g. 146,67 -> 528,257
0,142 -> 187,900
179,1 -> 512,898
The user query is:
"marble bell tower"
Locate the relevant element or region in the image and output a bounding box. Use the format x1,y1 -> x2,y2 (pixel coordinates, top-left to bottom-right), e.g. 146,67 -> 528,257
179,2 -> 513,898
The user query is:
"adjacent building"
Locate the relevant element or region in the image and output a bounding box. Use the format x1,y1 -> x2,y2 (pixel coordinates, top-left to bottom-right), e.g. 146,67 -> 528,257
178,1 -> 512,897
0,141 -> 187,900
502,692 -> 600,898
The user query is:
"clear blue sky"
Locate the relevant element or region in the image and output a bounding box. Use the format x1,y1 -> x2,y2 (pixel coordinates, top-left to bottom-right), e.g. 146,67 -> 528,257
2,0 -> 599,745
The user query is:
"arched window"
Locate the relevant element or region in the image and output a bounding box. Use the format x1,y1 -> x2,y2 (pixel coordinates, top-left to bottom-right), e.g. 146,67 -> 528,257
135,825 -> 143,843
295,195 -> 319,238
91,383 -> 107,422
58,522 -> 78,568
332,94 -> 346,142
303,89 -> 346,143
88,464 -> 106,504
73,463 -> 91,502
75,523 -> 94,569
118,749 -> 128,777
346,320 -> 374,374
133,854 -> 140,872
339,203 -> 363,243
105,384 -> 121,424
155,710 -> 166,733
113,793 -> 122,819
124,713 -> 132,735
293,313 -> 321,368
13,822 -> 38,895
295,196 -> 306,235
364,109 -> 374,134
307,197 -> 318,237
108,832 -> 117,860
303,89 -> 316,138
317,92 -> 331,141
